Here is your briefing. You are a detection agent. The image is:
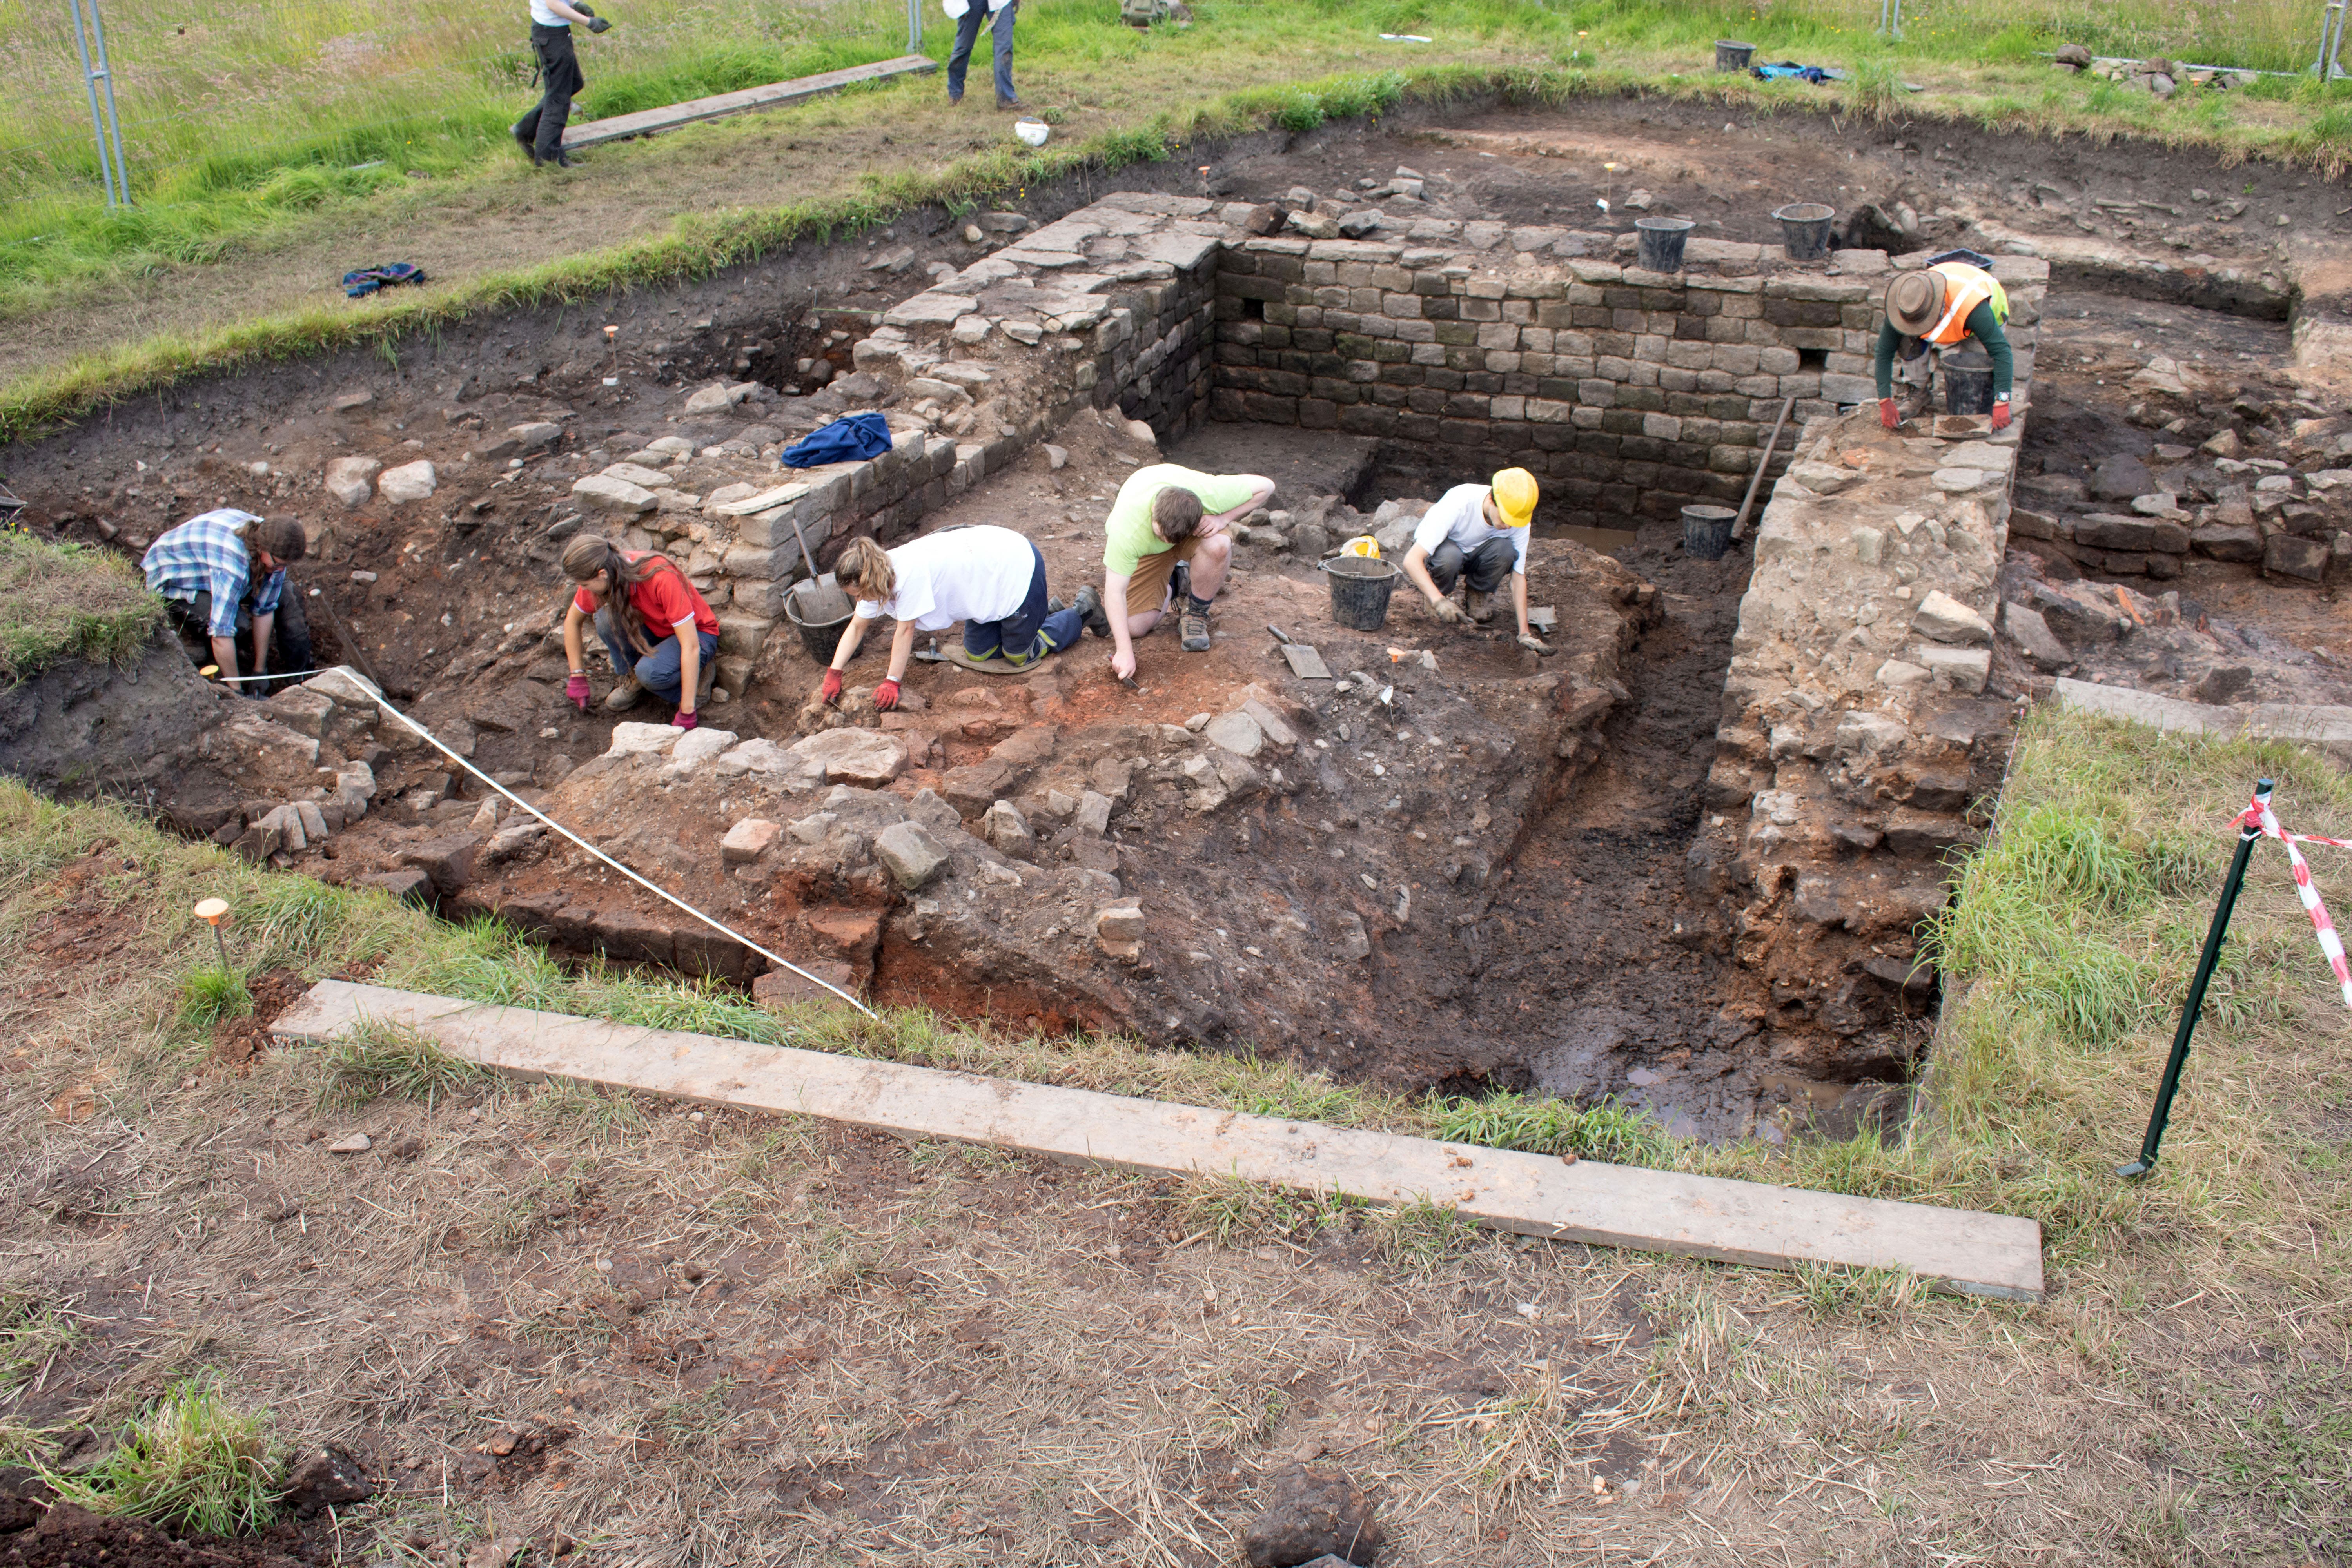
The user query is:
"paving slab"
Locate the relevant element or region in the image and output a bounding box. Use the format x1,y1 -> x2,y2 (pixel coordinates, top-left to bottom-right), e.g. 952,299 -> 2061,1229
273,980 -> 2045,1299
2052,678 -> 2352,744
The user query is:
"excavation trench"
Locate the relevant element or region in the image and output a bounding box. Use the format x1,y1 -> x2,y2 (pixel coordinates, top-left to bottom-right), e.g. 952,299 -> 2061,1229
7,97 -> 2351,1143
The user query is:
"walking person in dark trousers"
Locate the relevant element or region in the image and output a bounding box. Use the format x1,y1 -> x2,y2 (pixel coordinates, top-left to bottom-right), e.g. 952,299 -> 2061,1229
944,0 -> 1020,108
512,0 -> 608,169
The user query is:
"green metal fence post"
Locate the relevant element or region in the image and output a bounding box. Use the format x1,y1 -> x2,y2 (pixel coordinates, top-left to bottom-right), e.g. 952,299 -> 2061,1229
2118,777 -> 2271,1180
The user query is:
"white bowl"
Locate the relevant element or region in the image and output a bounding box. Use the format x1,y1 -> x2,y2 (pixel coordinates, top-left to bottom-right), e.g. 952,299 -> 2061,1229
1014,119 -> 1050,147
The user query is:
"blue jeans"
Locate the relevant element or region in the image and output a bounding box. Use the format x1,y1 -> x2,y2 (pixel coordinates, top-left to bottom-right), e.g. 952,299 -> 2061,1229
948,0 -> 1016,102
596,608 -> 720,707
961,544 -> 1082,667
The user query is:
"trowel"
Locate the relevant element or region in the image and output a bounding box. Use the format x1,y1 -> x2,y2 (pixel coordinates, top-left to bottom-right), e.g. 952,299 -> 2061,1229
786,508 -> 851,623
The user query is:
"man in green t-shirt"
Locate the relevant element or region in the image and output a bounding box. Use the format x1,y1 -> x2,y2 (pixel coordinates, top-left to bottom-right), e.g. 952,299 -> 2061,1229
1100,463 -> 1275,679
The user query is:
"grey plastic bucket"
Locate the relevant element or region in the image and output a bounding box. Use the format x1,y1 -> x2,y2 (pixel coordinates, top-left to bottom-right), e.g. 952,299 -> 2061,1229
1944,352 -> 1996,415
1715,40 -> 1756,71
1774,202 -> 1836,261
1321,555 -> 1402,632
1635,216 -> 1697,273
782,586 -> 853,663
1682,505 -> 1738,561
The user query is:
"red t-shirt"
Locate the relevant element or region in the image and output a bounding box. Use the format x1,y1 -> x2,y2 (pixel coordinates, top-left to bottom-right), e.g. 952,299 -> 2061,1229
573,552 -> 719,641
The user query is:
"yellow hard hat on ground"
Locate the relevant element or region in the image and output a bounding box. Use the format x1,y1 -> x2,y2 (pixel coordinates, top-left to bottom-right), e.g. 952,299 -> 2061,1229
1490,467 -> 1539,527
1338,534 -> 1381,559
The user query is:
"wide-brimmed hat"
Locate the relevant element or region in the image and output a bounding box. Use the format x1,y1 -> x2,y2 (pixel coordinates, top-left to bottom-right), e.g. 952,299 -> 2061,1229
1885,269 -> 1947,336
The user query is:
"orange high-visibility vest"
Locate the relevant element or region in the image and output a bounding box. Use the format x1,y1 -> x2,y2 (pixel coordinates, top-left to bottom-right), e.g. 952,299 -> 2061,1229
1921,262 -> 2010,347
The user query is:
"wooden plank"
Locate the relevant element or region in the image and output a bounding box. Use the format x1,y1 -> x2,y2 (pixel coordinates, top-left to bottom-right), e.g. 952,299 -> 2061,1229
274,981 -> 2044,1300
564,55 -> 938,149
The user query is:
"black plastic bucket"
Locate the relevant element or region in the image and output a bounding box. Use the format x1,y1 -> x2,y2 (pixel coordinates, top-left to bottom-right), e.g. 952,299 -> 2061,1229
1773,202 -> 1836,261
1715,39 -> 1755,71
1943,352 -> 1996,415
1682,505 -> 1737,561
783,586 -> 853,662
1321,555 -> 1401,632
1635,216 -> 1697,273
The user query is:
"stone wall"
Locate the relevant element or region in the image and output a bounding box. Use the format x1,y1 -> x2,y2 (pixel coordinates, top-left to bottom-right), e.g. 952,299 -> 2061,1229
646,193 -> 1259,686
1209,232 -> 1928,529
1681,257 -> 2051,1080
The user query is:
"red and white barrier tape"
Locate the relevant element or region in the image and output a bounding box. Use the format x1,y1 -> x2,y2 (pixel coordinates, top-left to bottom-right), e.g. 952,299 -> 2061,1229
2237,795 -> 2352,1009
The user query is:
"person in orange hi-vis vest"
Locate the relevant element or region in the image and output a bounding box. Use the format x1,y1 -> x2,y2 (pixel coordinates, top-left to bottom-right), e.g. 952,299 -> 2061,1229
1873,259 -> 2014,432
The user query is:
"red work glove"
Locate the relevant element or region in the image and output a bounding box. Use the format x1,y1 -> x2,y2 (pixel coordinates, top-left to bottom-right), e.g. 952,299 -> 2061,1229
873,678 -> 901,711
1878,398 -> 1900,431
1989,399 -> 2012,432
671,708 -> 698,731
820,668 -> 844,705
565,673 -> 591,712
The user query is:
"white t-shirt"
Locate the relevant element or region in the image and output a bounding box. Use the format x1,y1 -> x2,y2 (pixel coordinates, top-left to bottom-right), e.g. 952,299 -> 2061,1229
529,0 -> 570,25
854,524 -> 1038,632
1411,483 -> 1530,574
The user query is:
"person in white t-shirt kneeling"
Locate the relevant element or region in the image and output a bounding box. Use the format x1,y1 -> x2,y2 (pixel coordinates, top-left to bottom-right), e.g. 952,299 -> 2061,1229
815,525 -> 1097,710
1398,467 -> 1552,653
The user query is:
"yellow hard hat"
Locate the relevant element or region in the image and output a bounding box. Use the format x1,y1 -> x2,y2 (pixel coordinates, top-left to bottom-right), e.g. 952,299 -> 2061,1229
1338,534 -> 1381,559
1491,467 -> 1538,528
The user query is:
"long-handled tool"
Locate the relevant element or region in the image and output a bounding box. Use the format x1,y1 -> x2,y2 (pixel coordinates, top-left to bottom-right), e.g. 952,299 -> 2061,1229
1731,395 -> 1796,542
786,509 -> 851,623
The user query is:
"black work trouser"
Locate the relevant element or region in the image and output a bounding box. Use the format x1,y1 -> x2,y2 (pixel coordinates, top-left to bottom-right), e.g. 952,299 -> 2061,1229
165,589 -> 312,693
1426,536 -> 1519,597
515,24 -> 585,163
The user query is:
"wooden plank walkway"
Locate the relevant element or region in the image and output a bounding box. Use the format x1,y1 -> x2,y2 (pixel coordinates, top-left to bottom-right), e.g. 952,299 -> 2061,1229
564,55 -> 937,150
274,981 -> 2045,1300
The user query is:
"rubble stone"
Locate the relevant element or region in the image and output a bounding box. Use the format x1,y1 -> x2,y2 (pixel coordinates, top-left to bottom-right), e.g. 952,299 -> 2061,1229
873,821 -> 948,889
325,457 -> 381,508
377,461 -> 437,504
791,728 -> 909,786
721,818 -> 784,864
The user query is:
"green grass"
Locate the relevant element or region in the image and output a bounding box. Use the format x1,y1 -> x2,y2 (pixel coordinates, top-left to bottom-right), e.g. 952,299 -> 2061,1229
40,1381 -> 280,1537
177,967 -> 252,1030
0,536 -> 164,687
319,1020 -> 497,1108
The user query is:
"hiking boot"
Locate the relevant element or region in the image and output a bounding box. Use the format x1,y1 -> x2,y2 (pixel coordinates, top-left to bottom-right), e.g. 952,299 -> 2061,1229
1464,588 -> 1497,623
510,120 -> 535,154
1170,560 -> 1191,608
1047,596 -> 1067,615
603,678 -> 644,712
550,149 -> 580,169
1073,583 -> 1111,638
997,94 -> 1025,109
1178,604 -> 1210,652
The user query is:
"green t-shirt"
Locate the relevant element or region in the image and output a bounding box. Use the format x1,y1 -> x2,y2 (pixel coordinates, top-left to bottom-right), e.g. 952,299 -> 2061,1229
1103,464 -> 1264,578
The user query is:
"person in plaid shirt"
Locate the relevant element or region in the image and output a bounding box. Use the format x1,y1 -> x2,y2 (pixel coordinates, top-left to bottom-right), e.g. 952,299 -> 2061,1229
142,509 -> 311,691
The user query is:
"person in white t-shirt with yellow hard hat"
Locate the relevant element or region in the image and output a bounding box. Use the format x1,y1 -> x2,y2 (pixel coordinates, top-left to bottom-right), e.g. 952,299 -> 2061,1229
1397,467 -> 1551,653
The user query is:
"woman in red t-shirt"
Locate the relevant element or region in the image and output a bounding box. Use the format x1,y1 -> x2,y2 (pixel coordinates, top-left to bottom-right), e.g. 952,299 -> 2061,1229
559,535 -> 721,728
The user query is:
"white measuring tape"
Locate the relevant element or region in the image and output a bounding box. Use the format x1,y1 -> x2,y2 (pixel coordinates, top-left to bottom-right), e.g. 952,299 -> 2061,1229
328,666 -> 875,1017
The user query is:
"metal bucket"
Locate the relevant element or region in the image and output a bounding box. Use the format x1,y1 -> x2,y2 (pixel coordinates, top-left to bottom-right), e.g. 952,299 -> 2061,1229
1635,217 -> 1697,273
1321,555 -> 1401,632
1944,351 -> 1996,415
1715,39 -> 1756,71
1773,202 -> 1836,261
1682,505 -> 1738,561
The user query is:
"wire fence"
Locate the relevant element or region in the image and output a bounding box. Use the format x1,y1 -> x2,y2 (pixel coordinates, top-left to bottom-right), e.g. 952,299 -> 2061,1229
0,0 -> 916,209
